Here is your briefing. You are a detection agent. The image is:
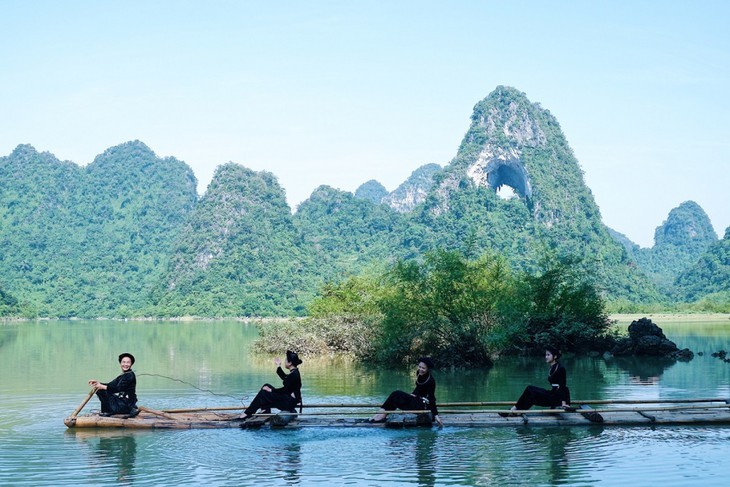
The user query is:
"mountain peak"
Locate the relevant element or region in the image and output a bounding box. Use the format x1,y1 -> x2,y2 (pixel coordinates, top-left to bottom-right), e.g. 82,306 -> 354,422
382,163 -> 441,213
653,200 -> 717,248
354,180 -> 388,204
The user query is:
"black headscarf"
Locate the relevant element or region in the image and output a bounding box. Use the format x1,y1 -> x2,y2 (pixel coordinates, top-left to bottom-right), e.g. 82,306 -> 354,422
418,357 -> 435,370
286,350 -> 302,367
118,353 -> 135,365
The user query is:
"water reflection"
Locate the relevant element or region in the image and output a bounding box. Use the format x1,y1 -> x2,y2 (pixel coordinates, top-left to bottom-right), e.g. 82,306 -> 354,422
609,356 -> 679,384
514,426 -> 604,485
280,442 -> 301,484
414,430 -> 437,487
69,431 -> 137,484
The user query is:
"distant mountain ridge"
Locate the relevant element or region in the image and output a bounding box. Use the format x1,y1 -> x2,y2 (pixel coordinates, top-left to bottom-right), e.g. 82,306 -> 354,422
609,201 -> 718,295
0,88 -> 724,317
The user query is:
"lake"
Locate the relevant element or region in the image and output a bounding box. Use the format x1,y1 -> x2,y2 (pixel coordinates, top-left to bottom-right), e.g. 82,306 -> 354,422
1,317 -> 729,486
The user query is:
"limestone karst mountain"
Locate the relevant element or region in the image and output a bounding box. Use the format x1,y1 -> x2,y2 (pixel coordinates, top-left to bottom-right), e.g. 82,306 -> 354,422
2,87 -> 724,317
353,180 -> 388,204
407,86 -> 659,301
674,226 -> 729,302
0,141 -> 197,317
381,163 -> 442,212
628,201 -> 718,294
151,163 -> 317,316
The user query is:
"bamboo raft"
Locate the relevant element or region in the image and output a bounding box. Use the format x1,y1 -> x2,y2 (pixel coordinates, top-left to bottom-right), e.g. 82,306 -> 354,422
64,397 -> 730,429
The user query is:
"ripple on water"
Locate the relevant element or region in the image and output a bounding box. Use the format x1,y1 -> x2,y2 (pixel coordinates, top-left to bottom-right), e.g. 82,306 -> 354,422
3,420 -> 730,486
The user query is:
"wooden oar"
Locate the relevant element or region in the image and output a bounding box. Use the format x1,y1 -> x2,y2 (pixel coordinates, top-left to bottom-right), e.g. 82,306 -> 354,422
64,388 -> 97,427
70,388 -> 96,419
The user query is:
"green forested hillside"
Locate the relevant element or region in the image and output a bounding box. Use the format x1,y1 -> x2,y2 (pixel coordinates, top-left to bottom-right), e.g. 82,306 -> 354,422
381,163 -> 442,212
0,285 -> 23,316
674,227 -> 730,303
0,141 -> 198,317
0,87 -> 724,318
353,180 -> 388,204
151,163 -> 318,316
293,185 -> 411,281
629,201 -> 718,295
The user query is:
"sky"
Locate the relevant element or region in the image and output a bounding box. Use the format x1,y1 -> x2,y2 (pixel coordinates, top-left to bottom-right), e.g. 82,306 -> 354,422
1,1 -> 728,248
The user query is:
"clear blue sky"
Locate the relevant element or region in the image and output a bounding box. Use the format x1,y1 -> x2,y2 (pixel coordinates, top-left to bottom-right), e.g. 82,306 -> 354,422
1,1 -> 727,247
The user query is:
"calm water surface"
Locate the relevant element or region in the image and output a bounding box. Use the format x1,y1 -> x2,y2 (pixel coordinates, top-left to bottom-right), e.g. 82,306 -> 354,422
1,318 -> 730,486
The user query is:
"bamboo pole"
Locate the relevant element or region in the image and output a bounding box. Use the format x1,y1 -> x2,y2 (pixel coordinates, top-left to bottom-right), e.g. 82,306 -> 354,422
181,404 -> 730,418
160,397 -> 728,414
138,406 -> 181,421
69,388 -> 97,419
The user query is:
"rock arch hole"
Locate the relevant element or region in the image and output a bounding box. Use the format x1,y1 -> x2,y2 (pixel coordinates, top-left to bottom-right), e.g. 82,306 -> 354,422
486,160 -> 532,200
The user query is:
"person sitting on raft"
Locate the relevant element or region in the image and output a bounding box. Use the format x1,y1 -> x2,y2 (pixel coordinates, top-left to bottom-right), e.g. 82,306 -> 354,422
369,357 -> 443,426
88,352 -> 139,417
238,350 -> 303,421
500,346 -> 571,417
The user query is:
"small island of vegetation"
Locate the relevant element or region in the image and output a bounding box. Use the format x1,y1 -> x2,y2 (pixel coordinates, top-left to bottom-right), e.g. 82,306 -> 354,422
254,249 -> 617,367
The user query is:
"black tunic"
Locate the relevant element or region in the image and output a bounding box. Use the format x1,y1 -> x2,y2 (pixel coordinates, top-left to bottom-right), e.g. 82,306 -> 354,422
411,373 -> 439,417
272,366 -> 302,407
515,362 -> 570,410
96,369 -> 137,414
244,366 -> 302,416
547,362 -> 570,405
381,372 -> 440,420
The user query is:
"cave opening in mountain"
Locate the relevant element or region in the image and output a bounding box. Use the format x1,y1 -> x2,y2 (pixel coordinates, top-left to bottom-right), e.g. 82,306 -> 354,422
486,160 -> 532,201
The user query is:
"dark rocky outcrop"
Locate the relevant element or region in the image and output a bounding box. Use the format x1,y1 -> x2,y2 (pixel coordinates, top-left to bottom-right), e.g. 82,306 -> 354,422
611,317 -> 693,360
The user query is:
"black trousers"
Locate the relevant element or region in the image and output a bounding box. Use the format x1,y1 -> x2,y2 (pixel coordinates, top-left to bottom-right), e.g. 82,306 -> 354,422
515,385 -> 563,410
381,390 -> 427,413
244,384 -> 297,416
96,390 -> 135,414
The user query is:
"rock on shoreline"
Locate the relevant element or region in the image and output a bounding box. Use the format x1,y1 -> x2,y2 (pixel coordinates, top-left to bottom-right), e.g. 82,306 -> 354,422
610,317 -> 694,360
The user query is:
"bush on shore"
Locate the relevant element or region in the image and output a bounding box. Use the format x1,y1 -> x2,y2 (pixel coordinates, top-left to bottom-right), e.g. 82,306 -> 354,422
255,249 -> 615,367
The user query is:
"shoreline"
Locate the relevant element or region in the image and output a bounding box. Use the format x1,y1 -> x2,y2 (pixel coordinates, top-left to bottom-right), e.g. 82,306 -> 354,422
610,313 -> 730,323
3,314 -> 729,323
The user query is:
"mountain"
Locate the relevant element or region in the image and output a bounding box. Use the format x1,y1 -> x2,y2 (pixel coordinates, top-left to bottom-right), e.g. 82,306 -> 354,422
4,86 -> 724,318
354,180 -> 388,204
632,201 -> 717,294
293,185 -> 410,281
674,227 -> 730,301
0,141 -> 197,317
606,227 -> 640,255
151,163 -> 317,316
407,86 -> 659,301
382,163 -> 442,212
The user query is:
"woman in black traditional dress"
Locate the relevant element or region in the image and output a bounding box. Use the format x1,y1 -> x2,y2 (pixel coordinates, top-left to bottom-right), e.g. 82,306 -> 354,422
238,350 -> 303,421
369,357 -> 443,426
88,352 -> 139,417
500,346 -> 571,416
